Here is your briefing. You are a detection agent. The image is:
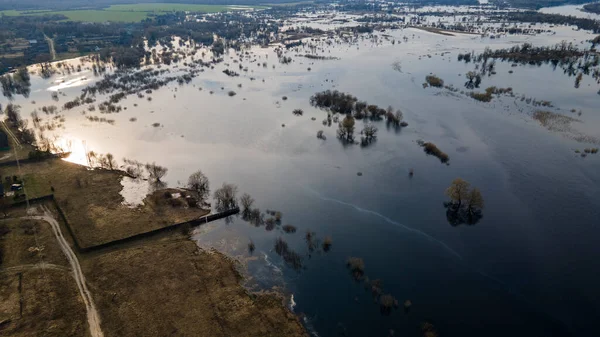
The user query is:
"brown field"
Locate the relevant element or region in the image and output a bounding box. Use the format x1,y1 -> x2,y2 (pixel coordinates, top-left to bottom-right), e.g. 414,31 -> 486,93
0,218 -> 87,337
81,237 -> 307,337
0,269 -> 88,337
3,159 -> 209,248
0,159 -> 307,337
0,218 -> 68,267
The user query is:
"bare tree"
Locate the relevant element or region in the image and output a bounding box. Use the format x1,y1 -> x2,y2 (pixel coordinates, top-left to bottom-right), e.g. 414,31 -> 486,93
187,170 -> 210,204
146,162 -> 168,182
213,183 -> 238,211
362,123 -> 378,140
240,193 -> 254,212
106,153 -> 116,170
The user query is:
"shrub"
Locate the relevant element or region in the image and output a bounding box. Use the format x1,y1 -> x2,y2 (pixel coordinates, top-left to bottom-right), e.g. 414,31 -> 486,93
421,142 -> 449,163
168,197 -> 184,208
275,237 -> 288,255
322,237 -> 332,252
265,217 -> 276,231
248,241 -> 255,253
346,257 -> 365,279
282,224 -> 297,233
292,109 -> 304,116
380,294 -> 397,312
470,91 -> 492,102
228,91 -> 236,97
425,75 -> 444,88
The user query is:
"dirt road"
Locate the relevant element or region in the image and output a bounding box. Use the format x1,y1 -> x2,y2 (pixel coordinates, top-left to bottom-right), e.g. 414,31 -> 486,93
26,206 -> 104,337
44,34 -> 56,60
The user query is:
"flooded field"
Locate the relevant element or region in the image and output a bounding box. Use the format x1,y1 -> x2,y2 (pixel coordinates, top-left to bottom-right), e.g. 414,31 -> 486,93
2,10 -> 600,337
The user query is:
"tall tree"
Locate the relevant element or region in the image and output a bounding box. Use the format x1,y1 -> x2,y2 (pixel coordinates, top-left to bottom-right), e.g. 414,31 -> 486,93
445,178 -> 470,208
213,183 -> 238,211
187,170 -> 209,204
466,188 -> 484,214
337,115 -> 355,142
146,162 -> 168,182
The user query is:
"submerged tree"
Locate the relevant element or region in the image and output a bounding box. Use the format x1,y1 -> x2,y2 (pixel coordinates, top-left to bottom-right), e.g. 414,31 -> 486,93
337,115 -> 355,142
213,183 -> 238,211
444,178 -> 484,226
445,178 -> 470,208
240,193 -> 254,213
188,170 -> 210,204
465,70 -> 482,89
465,188 -> 484,215
361,123 -> 378,146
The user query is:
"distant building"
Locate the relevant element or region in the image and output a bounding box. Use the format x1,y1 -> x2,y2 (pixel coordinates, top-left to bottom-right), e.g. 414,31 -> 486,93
28,39 -> 38,44
0,130 -> 9,151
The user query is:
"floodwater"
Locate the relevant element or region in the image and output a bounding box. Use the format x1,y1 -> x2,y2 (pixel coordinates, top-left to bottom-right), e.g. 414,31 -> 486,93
3,14 -> 600,337
539,2 -> 600,20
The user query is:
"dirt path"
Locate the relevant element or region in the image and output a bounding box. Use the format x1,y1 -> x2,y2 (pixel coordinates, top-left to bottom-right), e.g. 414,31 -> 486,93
1,121 -> 21,148
44,34 -> 56,61
25,206 -> 104,337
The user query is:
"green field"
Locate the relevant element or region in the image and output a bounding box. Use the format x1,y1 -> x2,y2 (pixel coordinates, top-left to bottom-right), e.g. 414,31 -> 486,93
0,3 -> 266,23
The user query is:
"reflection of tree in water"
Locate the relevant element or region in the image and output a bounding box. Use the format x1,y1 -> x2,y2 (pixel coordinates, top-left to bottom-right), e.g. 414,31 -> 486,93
444,202 -> 483,226
213,183 -> 238,212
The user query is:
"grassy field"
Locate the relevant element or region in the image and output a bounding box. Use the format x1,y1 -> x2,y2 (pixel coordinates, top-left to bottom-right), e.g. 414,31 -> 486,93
0,3 -> 265,22
2,159 -> 210,247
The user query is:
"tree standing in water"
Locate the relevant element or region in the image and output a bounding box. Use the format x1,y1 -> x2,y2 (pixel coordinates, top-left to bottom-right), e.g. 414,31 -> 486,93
187,170 -> 210,204
337,115 -> 355,142
445,178 -> 470,208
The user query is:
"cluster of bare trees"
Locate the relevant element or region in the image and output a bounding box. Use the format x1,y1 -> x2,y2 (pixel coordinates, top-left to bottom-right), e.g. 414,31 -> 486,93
0,67 -> 31,99
4,104 -> 36,145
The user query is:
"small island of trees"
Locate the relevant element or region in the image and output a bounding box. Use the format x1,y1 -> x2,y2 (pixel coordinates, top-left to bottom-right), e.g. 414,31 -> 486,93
309,90 -> 408,145
444,178 -> 484,226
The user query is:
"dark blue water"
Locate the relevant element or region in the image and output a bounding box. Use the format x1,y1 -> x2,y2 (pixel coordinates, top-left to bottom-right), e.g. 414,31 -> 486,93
192,98 -> 599,337
185,34 -> 600,336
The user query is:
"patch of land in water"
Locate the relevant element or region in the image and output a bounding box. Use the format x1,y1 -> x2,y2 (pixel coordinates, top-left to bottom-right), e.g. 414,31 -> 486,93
408,26 -> 480,36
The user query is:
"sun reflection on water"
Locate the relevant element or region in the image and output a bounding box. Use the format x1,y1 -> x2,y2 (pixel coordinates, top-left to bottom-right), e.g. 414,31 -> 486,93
53,137 -> 90,167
